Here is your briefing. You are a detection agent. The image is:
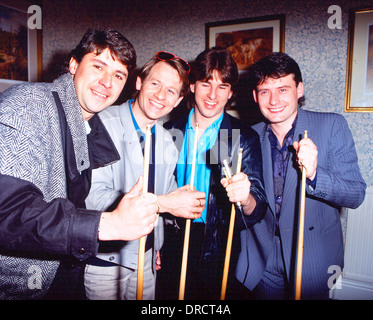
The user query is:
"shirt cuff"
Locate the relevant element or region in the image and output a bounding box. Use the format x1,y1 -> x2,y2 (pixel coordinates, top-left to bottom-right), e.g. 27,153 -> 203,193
306,173 -> 317,190
70,208 -> 101,261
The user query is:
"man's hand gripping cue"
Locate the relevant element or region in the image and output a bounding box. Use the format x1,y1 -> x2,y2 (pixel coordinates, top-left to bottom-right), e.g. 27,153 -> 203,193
98,176 -> 158,241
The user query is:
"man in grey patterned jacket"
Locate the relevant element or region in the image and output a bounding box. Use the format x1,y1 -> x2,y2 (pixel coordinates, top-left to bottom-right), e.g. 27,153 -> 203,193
0,29 -> 159,299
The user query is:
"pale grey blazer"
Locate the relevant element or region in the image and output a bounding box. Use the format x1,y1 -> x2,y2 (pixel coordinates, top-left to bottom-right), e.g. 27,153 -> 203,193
85,101 -> 178,270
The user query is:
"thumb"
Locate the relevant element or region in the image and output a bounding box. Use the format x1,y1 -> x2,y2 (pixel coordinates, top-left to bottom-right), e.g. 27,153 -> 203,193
125,176 -> 143,198
293,141 -> 299,152
220,177 -> 229,188
180,184 -> 191,191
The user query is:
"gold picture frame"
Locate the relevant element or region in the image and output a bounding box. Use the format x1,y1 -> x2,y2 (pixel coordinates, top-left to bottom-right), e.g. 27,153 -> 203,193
205,15 -> 285,75
345,8 -> 373,112
0,0 -> 42,92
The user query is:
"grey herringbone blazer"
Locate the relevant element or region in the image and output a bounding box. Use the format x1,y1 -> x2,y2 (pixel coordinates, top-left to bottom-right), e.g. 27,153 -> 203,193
0,73 -> 89,299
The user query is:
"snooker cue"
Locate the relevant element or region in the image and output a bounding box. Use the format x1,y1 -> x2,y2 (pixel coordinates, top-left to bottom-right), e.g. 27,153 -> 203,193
136,125 -> 152,300
220,148 -> 243,300
178,123 -> 199,300
295,130 -> 308,300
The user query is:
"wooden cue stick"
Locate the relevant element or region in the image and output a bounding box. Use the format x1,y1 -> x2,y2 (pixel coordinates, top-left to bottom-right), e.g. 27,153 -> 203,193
220,148 -> 243,300
295,130 -> 308,300
136,124 -> 152,300
178,123 -> 199,300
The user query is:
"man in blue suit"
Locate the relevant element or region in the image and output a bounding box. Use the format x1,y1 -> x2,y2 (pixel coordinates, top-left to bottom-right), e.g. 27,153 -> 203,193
235,52 -> 366,299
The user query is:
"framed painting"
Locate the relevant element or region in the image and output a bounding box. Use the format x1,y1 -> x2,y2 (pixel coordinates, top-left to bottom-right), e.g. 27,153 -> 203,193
345,8 -> 373,112
206,15 -> 285,75
0,0 -> 42,92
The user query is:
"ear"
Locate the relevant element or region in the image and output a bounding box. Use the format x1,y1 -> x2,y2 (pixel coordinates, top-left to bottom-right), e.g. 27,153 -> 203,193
173,95 -> 184,109
253,89 -> 258,103
135,76 -> 143,91
297,82 -> 304,99
68,57 -> 78,75
190,83 -> 195,94
228,89 -> 233,100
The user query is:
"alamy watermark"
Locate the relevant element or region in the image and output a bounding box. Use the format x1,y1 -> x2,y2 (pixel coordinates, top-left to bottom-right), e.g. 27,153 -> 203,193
327,5 -> 342,29
27,5 -> 42,30
26,263 -> 343,291
27,265 -> 42,290
26,4 -> 342,31
327,265 -> 342,290
132,123 -> 242,167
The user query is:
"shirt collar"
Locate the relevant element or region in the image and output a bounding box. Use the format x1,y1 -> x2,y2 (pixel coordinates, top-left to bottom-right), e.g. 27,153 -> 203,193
129,99 -> 155,135
266,115 -> 298,149
186,108 -> 224,131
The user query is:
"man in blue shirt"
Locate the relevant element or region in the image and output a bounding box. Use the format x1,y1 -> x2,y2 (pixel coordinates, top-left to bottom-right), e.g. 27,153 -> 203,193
161,47 -> 266,299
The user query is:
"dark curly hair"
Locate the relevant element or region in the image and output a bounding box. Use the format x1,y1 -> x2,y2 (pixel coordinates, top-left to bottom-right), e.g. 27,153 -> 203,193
68,28 -> 137,74
250,52 -> 304,106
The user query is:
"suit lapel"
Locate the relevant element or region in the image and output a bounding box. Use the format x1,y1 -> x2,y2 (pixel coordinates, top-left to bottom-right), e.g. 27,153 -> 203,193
280,109 -> 309,220
278,109 -> 311,278
293,108 -> 309,143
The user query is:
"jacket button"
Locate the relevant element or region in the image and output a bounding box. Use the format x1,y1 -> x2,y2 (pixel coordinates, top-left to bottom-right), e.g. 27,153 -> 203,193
79,248 -> 86,254
109,256 -> 115,261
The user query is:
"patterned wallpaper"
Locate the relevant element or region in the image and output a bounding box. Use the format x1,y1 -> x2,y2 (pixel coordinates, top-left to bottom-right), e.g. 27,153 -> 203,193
42,0 -> 373,187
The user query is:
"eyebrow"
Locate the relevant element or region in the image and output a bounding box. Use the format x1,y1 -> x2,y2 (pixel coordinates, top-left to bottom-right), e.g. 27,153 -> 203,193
92,57 -> 128,76
202,80 -> 231,87
258,85 -> 292,91
219,83 -> 231,88
148,75 -> 182,92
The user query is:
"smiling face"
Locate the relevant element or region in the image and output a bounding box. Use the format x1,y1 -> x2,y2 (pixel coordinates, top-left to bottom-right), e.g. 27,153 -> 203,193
253,74 -> 304,136
191,69 -> 233,125
132,61 -> 184,130
69,47 -> 129,121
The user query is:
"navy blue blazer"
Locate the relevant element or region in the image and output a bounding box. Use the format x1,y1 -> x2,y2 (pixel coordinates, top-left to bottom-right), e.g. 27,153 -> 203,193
235,108 -> 366,298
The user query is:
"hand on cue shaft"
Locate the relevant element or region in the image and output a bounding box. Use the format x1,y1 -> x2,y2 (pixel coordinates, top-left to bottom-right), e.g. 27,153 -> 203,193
293,134 -> 318,182
221,172 -> 256,216
157,185 -> 206,220
98,176 -> 158,241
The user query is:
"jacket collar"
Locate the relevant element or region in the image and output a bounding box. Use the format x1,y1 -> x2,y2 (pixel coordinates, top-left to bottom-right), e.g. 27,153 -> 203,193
293,108 -> 309,141
53,73 -> 90,172
87,114 -> 120,170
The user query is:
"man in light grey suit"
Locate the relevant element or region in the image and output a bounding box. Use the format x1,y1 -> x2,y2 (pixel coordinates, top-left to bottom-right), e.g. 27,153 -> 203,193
84,52 -> 206,299
235,52 -> 366,299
